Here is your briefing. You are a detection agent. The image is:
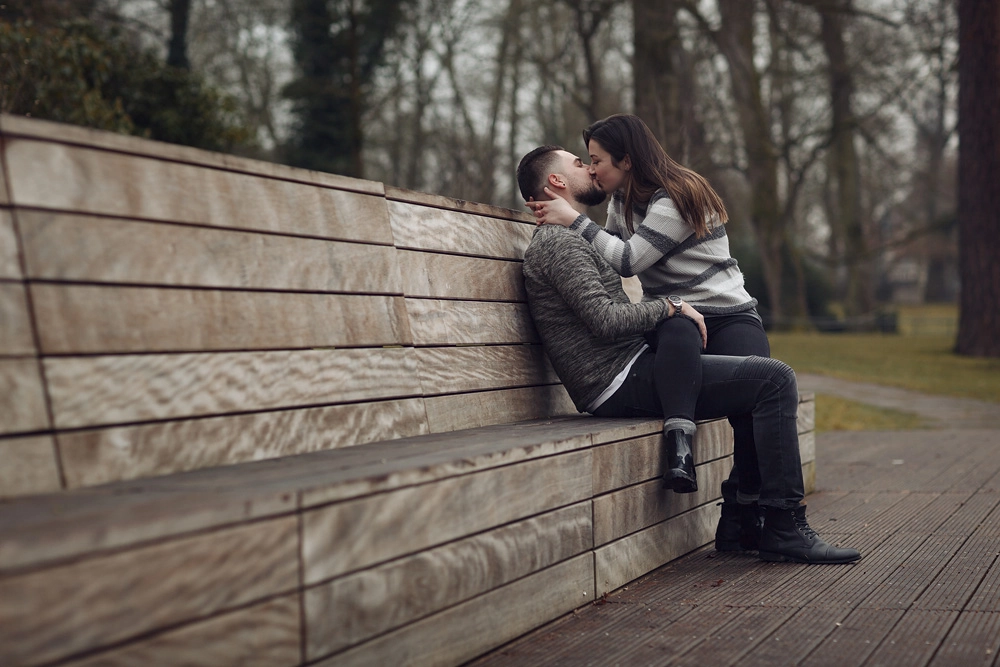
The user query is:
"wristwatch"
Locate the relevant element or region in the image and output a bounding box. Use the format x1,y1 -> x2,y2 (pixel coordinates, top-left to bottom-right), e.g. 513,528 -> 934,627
667,295 -> 684,317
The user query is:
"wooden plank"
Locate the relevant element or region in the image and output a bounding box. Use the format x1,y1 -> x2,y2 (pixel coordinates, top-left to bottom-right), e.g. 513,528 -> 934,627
386,185 -> 533,223
0,114 -> 383,195
314,553 -> 594,667
0,282 -> 34,355
0,435 -> 61,498
423,385 -> 577,433
407,299 -> 537,345
46,347 -> 421,429
589,419 -> 663,445
388,200 -> 533,259
593,419 -> 733,495
304,503 -> 592,659
18,211 -> 403,294
0,358 -> 49,435
593,457 -> 730,546
58,397 -> 428,488
3,137 -> 391,241
397,250 -> 526,301
415,345 -> 559,395
799,430 -> 816,465
594,501 -> 721,595
798,394 -> 816,433
0,516 -> 299,666
302,450 -> 593,584
0,210 -> 20,278
31,285 -> 411,353
64,594 -> 302,667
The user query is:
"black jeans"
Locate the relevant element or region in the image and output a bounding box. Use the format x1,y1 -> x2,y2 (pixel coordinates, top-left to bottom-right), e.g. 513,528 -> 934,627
592,351 -> 804,509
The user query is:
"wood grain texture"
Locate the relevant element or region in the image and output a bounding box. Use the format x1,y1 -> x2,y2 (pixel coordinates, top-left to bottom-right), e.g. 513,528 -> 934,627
0,436 -> 61,498
397,250 -> 525,301
0,358 -> 49,435
593,457 -> 731,546
0,282 -> 34,355
18,211 -> 403,294
386,185 -> 533,223
0,210 -> 19,278
63,595 -> 302,667
407,299 -> 537,345
799,430 -> 816,465
315,553 -> 594,667
415,345 -> 559,395
31,285 -> 410,353
423,385 -> 577,433
0,114 -> 383,195
58,398 -> 429,488
594,501 -> 722,595
388,200 -> 533,259
305,503 -> 592,658
802,460 -> 816,495
592,418 -> 734,495
589,419 -> 663,445
0,516 -> 299,666
3,138 -> 391,241
302,450 -> 593,584
798,394 -> 816,434
46,347 -> 421,429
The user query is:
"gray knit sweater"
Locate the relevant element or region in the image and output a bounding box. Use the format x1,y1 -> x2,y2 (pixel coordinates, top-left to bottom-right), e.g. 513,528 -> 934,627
522,225 -> 672,412
568,189 -> 757,315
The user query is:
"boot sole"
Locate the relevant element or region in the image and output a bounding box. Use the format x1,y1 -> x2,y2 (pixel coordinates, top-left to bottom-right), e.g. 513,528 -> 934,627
663,469 -> 697,494
759,550 -> 862,564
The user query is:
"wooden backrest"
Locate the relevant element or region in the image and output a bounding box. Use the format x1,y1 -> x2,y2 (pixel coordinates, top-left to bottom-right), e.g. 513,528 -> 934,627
0,116 -> 575,497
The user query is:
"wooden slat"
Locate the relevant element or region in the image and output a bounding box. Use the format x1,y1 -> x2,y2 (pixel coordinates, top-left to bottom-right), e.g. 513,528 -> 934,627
593,457 -> 731,546
386,185 -> 533,223
0,358 -> 49,435
302,450 -> 593,584
46,347 -> 421,429
388,200 -> 533,259
18,211 -> 402,294
798,393 -> 816,433
594,501 -> 721,595
31,285 -> 411,353
0,435 -> 61,498
57,397 -> 429,488
304,503 -> 592,659
0,114 -> 383,196
64,594 -> 302,667
316,553 -> 594,667
0,516 -> 299,666
799,430 -> 816,465
407,299 -> 537,345
415,345 -> 558,395
3,137 -> 391,242
0,210 -> 19,278
0,282 -> 34,355
397,250 -> 526,301
423,385 -> 577,433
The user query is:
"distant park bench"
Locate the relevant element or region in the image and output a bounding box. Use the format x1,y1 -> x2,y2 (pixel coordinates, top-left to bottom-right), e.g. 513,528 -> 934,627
0,115 -> 815,665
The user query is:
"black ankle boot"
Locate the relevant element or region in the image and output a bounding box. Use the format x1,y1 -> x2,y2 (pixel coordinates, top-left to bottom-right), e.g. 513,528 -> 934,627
662,429 -> 697,493
759,505 -> 861,564
715,502 -> 762,551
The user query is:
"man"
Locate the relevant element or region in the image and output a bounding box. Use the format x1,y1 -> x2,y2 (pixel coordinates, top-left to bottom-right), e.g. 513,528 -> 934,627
515,145 -> 860,564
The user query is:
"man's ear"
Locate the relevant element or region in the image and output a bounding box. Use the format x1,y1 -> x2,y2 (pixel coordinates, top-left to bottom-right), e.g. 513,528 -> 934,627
546,172 -> 568,192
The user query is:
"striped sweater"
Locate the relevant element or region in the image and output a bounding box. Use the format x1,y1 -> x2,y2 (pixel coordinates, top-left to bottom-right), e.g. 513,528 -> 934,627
522,225 -> 671,412
568,189 -> 757,315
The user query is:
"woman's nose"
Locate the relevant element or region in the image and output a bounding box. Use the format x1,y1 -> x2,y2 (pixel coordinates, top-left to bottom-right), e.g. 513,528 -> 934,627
587,164 -> 596,174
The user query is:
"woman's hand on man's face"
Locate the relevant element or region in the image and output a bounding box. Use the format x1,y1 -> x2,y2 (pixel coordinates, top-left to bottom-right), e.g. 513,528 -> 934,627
526,187 -> 579,227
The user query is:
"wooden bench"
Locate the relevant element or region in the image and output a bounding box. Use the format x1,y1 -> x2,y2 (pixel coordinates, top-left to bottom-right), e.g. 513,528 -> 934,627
0,115 -> 815,666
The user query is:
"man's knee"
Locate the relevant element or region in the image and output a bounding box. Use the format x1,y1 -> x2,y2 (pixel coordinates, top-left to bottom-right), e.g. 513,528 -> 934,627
734,356 -> 796,392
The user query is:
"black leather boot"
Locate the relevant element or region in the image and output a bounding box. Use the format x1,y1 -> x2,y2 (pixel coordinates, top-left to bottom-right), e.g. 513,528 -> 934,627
759,505 -> 861,564
662,429 -> 697,493
715,502 -> 762,551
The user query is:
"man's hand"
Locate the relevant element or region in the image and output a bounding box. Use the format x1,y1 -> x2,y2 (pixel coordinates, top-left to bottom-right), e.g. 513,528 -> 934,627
526,187 -> 579,227
676,301 -> 708,349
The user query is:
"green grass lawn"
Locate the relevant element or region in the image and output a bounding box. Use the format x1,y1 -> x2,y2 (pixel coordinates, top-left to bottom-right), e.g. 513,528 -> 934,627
769,333 -> 1000,404
814,394 -> 929,433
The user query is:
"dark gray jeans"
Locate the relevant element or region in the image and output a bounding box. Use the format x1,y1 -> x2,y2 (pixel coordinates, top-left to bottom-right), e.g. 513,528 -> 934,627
592,351 -> 804,509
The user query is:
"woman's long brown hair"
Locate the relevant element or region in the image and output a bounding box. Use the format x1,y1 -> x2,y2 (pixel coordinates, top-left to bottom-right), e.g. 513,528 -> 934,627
583,114 -> 728,237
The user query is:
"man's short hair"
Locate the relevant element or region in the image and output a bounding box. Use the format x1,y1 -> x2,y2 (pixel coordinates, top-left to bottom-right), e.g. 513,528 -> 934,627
516,145 -> 563,202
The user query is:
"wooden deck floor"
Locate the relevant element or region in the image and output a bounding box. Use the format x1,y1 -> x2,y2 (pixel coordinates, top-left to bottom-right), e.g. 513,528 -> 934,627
470,427 -> 1000,666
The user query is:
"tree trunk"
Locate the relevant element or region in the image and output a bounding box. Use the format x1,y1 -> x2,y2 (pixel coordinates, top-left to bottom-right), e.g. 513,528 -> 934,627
167,0 -> 192,70
956,0 -> 1000,356
633,0 -> 682,154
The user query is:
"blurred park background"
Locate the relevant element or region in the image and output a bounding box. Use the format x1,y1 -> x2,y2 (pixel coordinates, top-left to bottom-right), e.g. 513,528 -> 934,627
2,0 -> 997,425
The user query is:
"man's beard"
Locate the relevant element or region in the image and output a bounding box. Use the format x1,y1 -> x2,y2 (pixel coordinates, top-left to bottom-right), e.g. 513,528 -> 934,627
575,182 -> 607,208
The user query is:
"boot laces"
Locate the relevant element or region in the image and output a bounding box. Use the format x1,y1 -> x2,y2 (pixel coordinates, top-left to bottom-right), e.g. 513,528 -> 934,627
794,513 -> 818,540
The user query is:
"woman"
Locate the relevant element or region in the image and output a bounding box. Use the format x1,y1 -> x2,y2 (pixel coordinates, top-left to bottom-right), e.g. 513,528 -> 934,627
529,114 -> 769,551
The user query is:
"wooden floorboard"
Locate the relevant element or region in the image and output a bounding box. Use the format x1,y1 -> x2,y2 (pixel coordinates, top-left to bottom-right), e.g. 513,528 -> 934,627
468,428 -> 1000,666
